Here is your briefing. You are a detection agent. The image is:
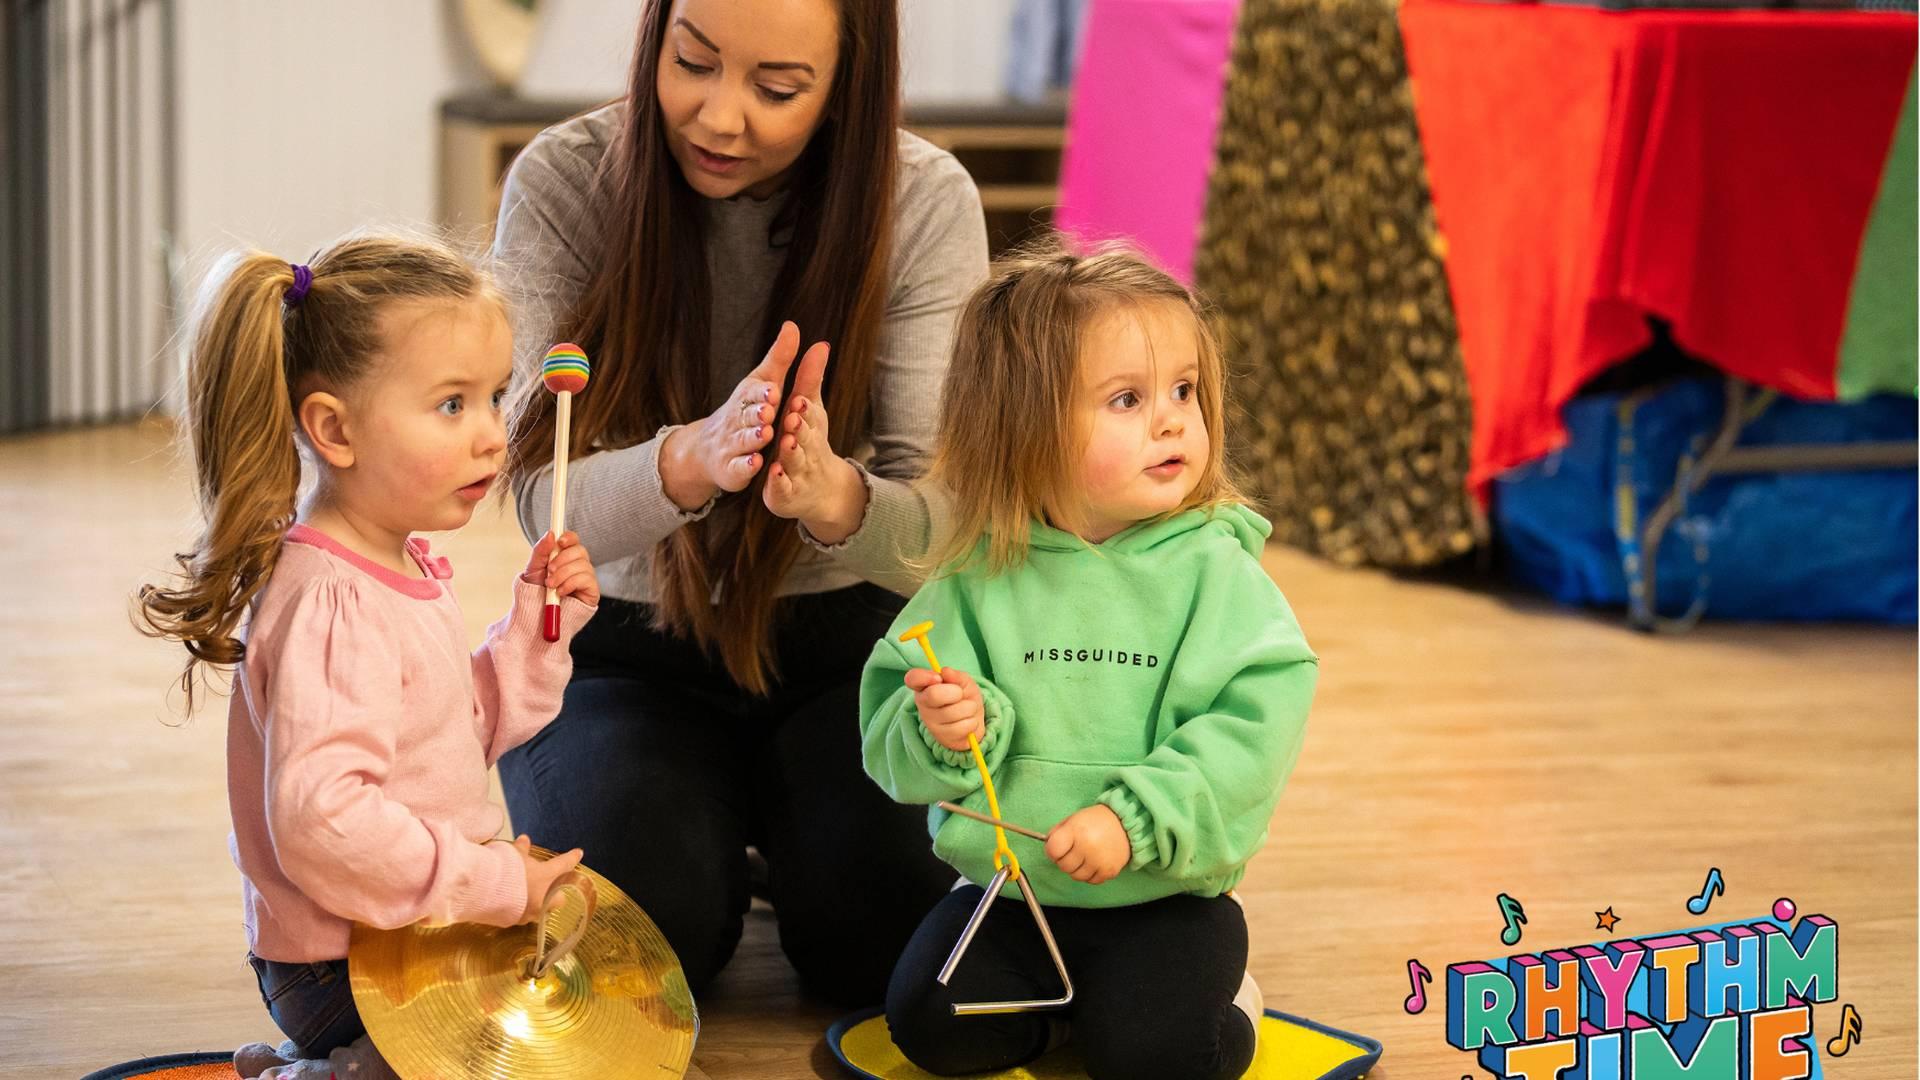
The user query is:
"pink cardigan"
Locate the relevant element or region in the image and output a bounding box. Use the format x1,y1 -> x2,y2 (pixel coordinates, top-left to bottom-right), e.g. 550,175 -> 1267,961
227,524 -> 594,962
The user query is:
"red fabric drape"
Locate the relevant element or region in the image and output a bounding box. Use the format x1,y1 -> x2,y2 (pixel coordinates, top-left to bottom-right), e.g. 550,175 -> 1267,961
1398,0 -> 1916,497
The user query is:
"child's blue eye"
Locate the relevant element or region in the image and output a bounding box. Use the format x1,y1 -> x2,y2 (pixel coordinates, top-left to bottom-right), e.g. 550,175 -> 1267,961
439,396 -> 462,417
1110,391 -> 1140,410
491,389 -> 508,410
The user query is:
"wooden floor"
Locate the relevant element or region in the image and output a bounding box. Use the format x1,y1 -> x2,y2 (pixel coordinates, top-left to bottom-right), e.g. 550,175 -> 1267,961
2,422 -> 1913,1079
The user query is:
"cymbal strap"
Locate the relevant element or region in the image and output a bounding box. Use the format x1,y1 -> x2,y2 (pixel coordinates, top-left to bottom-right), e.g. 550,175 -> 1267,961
529,870 -> 597,979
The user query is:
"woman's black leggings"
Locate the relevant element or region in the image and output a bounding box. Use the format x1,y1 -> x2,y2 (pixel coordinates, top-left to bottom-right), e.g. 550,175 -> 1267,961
498,585 -> 954,1006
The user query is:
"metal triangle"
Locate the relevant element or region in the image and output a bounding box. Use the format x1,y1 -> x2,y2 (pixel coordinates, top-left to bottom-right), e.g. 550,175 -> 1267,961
935,865 -> 1075,1015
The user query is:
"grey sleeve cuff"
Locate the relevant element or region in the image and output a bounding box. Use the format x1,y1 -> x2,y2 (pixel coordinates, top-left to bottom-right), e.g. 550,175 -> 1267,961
797,459 -> 945,596
515,425 -> 717,561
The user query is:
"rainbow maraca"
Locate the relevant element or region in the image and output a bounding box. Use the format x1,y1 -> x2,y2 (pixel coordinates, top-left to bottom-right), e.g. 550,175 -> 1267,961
542,343 -> 590,395
541,343 -> 590,641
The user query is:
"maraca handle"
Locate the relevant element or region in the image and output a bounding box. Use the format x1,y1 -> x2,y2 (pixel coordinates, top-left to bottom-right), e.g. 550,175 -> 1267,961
544,390 -> 571,644
550,391 -> 572,540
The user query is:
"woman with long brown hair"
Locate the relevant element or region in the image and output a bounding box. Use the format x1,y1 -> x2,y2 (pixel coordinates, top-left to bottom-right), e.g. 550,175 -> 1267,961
492,0 -> 984,1003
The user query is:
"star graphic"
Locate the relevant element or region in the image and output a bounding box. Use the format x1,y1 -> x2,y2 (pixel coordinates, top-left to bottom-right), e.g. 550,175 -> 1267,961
1595,906 -> 1621,933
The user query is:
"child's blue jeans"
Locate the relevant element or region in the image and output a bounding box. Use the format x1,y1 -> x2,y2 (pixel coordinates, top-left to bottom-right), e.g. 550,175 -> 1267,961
247,954 -> 366,1059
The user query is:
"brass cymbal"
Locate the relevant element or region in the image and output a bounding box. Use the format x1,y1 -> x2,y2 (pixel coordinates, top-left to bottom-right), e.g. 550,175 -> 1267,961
348,847 -> 697,1078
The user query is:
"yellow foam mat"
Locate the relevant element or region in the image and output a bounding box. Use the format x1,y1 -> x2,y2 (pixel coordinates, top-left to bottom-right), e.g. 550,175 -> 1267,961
828,1008 -> 1382,1080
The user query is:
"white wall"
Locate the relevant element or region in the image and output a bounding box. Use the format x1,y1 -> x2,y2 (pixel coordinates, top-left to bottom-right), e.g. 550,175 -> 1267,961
175,2 -> 483,265
169,0 -> 1008,344
161,2 -> 1011,413
511,0 -> 638,100
175,0 -> 1007,263
515,0 -> 1011,103
900,0 -> 1014,103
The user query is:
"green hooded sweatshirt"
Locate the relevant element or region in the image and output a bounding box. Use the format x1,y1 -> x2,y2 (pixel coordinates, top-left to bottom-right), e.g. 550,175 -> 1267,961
859,504 -> 1317,908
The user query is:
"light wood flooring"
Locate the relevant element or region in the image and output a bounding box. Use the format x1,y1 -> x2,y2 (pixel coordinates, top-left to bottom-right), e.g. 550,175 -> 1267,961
2,422 -> 1912,1078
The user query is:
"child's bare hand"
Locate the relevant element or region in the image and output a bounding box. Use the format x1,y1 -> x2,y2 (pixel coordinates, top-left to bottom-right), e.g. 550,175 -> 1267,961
1045,804 -> 1131,885
521,531 -> 599,606
904,666 -> 985,752
512,834 -> 585,924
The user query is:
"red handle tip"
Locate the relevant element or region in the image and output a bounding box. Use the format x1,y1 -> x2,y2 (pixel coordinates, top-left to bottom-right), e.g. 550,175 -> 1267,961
543,604 -> 562,642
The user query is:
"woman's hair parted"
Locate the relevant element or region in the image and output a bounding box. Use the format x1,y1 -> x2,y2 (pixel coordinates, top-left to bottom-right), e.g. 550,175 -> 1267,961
923,238 -> 1244,576
134,234 -> 498,710
503,0 -> 902,695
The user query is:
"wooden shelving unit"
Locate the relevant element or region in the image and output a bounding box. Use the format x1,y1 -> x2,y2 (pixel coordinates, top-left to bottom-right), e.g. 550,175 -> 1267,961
440,93 -> 1065,257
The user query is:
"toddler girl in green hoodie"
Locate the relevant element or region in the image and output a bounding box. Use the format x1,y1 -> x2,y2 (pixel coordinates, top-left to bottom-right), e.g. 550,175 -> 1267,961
859,243 -> 1317,1080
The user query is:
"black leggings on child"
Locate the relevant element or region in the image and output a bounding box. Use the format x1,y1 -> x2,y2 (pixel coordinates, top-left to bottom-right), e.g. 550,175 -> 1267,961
885,886 -> 1256,1080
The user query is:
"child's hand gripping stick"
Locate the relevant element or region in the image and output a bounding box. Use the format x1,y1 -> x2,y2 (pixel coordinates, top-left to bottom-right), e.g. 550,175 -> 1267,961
541,344 -> 591,641
898,621 -> 1018,879
900,620 -> 1074,1015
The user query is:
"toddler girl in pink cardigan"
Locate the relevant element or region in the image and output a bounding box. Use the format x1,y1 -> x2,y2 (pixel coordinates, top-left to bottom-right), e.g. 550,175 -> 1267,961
138,234 -> 599,1079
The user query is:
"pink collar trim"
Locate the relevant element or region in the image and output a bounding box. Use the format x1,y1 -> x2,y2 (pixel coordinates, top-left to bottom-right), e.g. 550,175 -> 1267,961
284,523 -> 451,599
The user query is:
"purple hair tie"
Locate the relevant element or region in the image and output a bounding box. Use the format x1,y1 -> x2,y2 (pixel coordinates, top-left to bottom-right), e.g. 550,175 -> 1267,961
285,263 -> 313,308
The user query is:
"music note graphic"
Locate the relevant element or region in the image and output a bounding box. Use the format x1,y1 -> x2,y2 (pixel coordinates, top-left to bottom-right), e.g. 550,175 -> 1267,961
1686,867 -> 1725,915
1497,893 -> 1527,946
1826,1003 -> 1862,1057
1403,958 -> 1432,1014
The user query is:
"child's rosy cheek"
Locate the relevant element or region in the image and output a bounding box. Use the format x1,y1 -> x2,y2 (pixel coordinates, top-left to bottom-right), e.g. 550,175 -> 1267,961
1079,453 -> 1127,489
423,451 -> 461,486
